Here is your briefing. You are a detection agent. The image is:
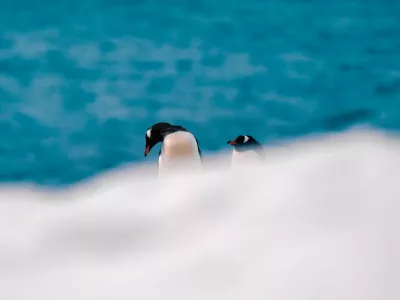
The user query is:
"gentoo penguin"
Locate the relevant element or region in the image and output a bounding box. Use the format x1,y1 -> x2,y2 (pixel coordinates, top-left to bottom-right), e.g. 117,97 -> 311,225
227,135 -> 264,166
144,122 -> 202,175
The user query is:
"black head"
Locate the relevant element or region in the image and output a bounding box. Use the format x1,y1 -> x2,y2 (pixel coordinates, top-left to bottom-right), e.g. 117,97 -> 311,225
227,135 -> 264,156
227,135 -> 258,147
144,122 -> 171,157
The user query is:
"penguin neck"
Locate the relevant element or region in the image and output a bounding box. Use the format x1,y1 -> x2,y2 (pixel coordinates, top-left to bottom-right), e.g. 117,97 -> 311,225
160,126 -> 187,140
233,143 -> 264,157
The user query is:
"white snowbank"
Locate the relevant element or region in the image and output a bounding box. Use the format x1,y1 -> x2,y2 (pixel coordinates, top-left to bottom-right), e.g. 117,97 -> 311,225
0,128 -> 398,300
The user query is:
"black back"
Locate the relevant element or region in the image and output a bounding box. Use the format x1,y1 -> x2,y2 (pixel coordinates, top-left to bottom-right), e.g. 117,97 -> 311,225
160,125 -> 201,158
145,122 -> 202,159
159,125 -> 188,139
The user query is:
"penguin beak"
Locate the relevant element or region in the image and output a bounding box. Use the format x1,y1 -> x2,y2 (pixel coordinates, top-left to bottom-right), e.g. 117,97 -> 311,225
144,145 -> 150,157
227,140 -> 237,145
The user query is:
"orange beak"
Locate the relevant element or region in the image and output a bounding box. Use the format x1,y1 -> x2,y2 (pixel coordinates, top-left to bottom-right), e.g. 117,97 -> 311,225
144,145 -> 150,157
227,140 -> 237,145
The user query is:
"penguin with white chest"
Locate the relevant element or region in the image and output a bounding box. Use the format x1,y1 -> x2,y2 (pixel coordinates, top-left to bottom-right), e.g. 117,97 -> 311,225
144,122 -> 202,175
227,135 -> 264,167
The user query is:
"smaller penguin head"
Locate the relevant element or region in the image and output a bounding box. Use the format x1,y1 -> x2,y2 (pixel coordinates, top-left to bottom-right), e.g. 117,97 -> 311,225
227,135 -> 254,147
144,122 -> 171,157
227,135 -> 264,157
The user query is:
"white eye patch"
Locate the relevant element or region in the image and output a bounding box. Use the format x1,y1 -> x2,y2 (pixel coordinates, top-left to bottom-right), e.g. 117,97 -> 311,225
146,128 -> 152,138
243,135 -> 249,143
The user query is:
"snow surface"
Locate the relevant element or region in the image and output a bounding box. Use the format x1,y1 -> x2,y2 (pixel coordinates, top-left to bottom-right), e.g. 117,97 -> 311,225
0,128 -> 398,300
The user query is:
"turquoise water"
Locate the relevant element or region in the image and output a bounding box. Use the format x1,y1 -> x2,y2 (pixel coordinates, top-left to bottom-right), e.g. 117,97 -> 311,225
0,0 -> 399,185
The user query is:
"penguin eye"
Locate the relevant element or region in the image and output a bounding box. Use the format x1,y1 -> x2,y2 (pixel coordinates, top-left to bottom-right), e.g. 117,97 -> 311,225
243,136 -> 249,143
146,129 -> 152,138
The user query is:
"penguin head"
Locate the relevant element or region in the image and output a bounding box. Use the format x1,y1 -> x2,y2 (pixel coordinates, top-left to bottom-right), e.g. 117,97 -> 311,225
227,135 -> 264,155
227,135 -> 256,147
144,122 -> 171,157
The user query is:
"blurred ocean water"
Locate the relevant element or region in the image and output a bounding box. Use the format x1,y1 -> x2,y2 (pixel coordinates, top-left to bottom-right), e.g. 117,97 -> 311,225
0,0 -> 399,185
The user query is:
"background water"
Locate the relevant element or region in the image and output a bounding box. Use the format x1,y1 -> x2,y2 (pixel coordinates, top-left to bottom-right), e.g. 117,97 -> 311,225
0,0 -> 399,185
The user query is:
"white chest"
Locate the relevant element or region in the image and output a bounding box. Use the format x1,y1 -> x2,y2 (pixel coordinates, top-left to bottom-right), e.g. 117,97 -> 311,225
158,131 -> 202,175
231,149 -> 260,166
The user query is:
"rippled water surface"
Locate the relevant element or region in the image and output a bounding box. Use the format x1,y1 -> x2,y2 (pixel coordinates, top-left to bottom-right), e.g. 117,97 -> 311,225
0,0 -> 399,185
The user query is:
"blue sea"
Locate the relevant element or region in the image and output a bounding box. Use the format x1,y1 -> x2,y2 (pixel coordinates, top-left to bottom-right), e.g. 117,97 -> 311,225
0,2 -> 399,297
0,0 -> 399,185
